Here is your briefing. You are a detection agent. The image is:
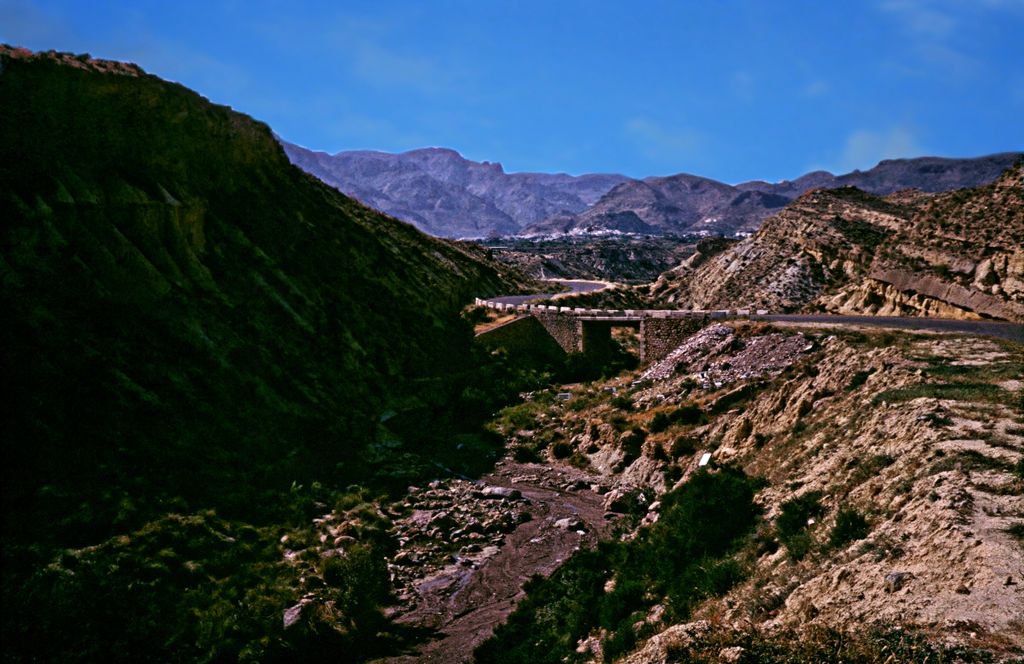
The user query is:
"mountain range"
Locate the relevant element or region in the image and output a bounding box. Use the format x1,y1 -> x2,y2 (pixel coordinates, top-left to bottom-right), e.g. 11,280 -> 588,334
282,142 -> 1022,239
281,141 -> 628,238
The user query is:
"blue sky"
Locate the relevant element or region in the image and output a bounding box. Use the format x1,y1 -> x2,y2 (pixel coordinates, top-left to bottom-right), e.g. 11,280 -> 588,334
3,0 -> 1023,182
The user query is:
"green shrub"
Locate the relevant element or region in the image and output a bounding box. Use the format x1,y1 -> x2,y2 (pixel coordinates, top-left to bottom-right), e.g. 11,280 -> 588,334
649,411 -> 672,433
610,395 -> 634,411
845,369 -> 873,391
829,507 -> 870,548
476,467 -> 761,664
671,435 -> 698,457
602,618 -> 639,663
873,383 -> 1011,406
511,446 -> 541,463
776,492 -> 824,559
608,413 -> 630,432
777,492 -> 824,539
673,403 -> 706,425
551,440 -> 573,459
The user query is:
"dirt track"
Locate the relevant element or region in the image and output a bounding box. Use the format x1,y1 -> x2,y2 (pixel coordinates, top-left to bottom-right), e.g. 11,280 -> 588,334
376,461 -> 614,663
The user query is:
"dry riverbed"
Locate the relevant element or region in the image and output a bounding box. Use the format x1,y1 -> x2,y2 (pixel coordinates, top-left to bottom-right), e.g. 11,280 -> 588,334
375,461 -> 615,663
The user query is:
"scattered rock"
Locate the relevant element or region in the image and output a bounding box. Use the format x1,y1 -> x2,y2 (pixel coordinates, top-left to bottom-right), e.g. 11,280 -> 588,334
603,486 -> 646,513
554,516 -> 586,531
394,550 -> 419,566
884,571 -> 914,593
481,486 -> 522,500
283,601 -> 307,629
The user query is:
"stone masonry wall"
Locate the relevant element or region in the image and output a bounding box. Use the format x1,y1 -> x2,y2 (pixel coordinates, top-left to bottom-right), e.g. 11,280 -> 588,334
534,313 -> 583,354
475,315 -> 567,363
640,317 -> 708,364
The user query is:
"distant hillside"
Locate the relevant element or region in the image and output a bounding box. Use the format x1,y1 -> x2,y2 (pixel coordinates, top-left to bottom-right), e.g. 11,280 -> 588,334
0,46 -> 532,661
525,174 -> 792,237
284,137 -> 1020,240
651,165 -> 1024,321
524,153 -> 1023,237
281,141 -> 628,238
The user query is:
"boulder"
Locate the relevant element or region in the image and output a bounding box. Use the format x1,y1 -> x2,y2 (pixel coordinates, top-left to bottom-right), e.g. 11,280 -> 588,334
283,601 -> 309,629
554,516 -> 586,531
883,571 -> 914,593
480,486 -> 521,500
603,486 -> 646,513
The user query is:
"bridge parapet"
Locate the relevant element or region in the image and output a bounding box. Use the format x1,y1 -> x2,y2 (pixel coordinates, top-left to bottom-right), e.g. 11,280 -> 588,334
475,296 -> 770,363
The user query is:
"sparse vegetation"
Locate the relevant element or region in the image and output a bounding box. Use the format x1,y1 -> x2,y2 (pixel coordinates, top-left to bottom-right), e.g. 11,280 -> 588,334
663,624 -> 1001,663
475,467 -> 761,664
829,507 -> 870,549
776,492 -> 825,560
874,383 -> 1012,406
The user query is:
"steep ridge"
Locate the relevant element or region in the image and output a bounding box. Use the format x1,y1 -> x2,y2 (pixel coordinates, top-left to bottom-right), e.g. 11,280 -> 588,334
524,153 -> 1022,238
281,141 -> 628,238
0,46 -> 533,661
652,166 -> 1024,322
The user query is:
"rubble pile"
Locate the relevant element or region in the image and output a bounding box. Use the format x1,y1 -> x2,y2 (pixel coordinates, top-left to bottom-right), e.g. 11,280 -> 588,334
640,324 -> 734,382
697,332 -> 813,388
386,479 -> 532,599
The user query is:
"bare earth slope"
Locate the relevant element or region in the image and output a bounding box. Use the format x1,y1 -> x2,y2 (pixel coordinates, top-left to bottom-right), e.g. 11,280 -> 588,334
473,320 -> 1024,662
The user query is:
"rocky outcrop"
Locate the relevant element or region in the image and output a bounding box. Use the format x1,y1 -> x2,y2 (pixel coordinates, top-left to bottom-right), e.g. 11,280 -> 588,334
824,268 -> 1024,320
653,166 -> 1024,321
651,187 -> 905,311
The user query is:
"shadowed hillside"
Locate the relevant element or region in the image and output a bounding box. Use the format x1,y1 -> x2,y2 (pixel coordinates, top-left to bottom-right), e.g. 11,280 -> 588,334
0,46 -> 533,661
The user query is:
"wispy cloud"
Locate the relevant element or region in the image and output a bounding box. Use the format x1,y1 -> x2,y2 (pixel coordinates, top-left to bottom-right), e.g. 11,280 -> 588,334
0,0 -> 74,45
251,11 -> 469,97
879,0 -> 957,37
625,117 -> 704,163
801,80 -> 830,98
829,126 -> 927,172
731,71 -> 755,102
876,0 -> 1021,79
346,41 -> 452,94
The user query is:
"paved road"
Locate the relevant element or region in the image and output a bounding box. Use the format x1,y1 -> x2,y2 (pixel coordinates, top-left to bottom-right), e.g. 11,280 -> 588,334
763,314 -> 1023,342
490,279 -> 606,306
482,286 -> 1024,343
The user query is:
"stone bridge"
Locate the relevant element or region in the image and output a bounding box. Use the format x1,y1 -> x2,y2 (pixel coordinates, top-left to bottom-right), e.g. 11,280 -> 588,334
474,298 -> 768,365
